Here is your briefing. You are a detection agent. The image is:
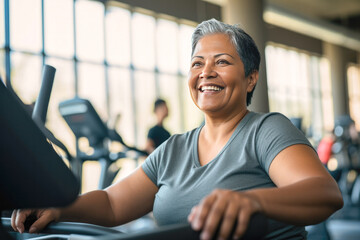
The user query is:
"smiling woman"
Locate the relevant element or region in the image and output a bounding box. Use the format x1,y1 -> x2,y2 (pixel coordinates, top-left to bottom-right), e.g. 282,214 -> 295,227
149,19 -> 343,240
11,19 -> 343,240
188,33 -> 255,117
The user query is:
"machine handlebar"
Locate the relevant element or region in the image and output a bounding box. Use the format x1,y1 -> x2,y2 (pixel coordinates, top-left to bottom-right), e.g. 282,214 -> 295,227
2,212 -> 267,240
32,65 -> 56,125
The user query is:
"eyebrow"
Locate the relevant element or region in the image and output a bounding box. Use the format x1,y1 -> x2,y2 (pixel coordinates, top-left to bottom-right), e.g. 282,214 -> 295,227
191,53 -> 235,60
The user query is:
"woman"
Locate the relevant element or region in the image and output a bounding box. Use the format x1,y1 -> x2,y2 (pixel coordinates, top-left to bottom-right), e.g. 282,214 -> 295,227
12,19 -> 343,240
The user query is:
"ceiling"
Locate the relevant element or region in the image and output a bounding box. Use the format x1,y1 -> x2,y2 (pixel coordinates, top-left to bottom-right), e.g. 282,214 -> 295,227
204,0 -> 360,34
267,0 -> 360,34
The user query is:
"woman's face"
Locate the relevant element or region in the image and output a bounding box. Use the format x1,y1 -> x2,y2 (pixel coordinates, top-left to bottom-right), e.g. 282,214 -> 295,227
188,33 -> 256,116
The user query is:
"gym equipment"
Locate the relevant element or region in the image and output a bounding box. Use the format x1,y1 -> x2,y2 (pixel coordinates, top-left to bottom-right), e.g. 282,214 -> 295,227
328,115 -> 360,205
2,213 -> 268,240
311,115 -> 360,240
0,68 -> 80,239
0,66 -> 79,210
32,65 -> 56,125
59,98 -> 147,189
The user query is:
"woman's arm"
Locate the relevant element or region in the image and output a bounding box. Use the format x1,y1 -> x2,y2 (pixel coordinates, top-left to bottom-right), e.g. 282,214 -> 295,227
188,144 -> 343,240
12,167 -> 158,233
248,144 -> 343,224
60,166 -> 158,226
105,166 -> 158,225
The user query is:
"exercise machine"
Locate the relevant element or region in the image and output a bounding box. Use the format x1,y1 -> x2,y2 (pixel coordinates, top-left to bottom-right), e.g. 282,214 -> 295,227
310,115 -> 360,240
0,67 -> 80,239
59,97 -> 148,189
2,213 -> 267,240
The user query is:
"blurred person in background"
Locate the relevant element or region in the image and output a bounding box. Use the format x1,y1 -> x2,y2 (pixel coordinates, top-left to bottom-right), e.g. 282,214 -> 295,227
145,98 -> 171,154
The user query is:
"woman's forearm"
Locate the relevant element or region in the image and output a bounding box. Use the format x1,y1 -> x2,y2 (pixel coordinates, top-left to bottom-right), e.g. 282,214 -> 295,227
247,176 -> 343,225
58,190 -> 117,227
57,168 -> 158,227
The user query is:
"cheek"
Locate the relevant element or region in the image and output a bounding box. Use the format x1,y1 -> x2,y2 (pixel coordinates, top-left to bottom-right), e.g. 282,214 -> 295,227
187,74 -> 198,102
223,69 -> 245,86
187,71 -> 197,89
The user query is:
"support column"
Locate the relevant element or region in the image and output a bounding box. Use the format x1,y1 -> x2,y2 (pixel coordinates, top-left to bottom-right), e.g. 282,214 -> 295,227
222,0 -> 269,113
323,42 -> 349,118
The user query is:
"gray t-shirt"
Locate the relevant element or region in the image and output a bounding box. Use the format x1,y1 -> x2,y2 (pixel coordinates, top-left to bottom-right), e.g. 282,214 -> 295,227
142,112 -> 313,239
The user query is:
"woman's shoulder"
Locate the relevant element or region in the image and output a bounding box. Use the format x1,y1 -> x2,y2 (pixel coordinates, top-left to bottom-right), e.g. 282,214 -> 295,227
247,111 -> 291,127
248,111 -> 306,141
250,111 -> 288,120
244,111 -> 305,140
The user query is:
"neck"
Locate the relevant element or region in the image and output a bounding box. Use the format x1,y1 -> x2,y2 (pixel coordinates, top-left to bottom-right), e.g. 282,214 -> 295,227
156,117 -> 164,126
202,109 -> 249,142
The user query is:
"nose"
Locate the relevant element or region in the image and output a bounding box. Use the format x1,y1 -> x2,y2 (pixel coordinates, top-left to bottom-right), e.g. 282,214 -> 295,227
199,62 -> 217,79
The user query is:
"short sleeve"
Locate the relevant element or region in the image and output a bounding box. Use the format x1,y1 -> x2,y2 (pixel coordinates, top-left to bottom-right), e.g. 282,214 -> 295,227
255,113 -> 314,172
142,147 -> 162,186
147,127 -> 155,139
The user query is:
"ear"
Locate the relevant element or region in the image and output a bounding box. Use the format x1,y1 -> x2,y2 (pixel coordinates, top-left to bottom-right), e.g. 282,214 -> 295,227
247,71 -> 259,92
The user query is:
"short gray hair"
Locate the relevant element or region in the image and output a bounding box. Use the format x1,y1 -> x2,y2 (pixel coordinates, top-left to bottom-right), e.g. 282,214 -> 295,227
191,19 -> 260,105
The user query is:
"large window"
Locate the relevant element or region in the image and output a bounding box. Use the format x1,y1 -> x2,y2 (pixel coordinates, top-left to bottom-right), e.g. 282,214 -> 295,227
10,52 -> 42,104
0,0 -> 4,48
265,44 -> 333,141
3,0 -> 197,192
134,70 -> 156,147
348,64 -> 360,131
132,12 -> 156,71
10,0 -> 42,53
76,0 -> 105,63
44,0 -> 74,58
156,19 -> 178,74
108,67 -> 134,142
105,6 -> 131,66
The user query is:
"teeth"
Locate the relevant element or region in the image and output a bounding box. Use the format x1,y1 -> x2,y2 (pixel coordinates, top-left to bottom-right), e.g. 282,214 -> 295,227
201,86 -> 222,91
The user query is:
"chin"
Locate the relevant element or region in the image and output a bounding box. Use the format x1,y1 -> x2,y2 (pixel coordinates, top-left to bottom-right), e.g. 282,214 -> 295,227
199,105 -> 222,113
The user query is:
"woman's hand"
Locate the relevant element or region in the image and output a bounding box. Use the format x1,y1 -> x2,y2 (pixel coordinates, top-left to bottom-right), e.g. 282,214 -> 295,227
11,208 -> 60,233
188,189 -> 262,240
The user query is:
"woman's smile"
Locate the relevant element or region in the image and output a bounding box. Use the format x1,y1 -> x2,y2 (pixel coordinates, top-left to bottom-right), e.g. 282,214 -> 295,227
199,85 -> 223,92
198,83 -> 225,95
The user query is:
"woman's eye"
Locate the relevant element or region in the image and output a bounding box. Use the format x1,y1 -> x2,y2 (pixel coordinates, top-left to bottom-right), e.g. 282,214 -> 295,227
192,62 -> 202,68
217,59 -> 229,65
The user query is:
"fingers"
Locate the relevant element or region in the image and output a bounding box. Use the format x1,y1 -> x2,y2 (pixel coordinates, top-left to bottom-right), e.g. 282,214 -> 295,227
187,205 -> 198,222
11,210 -> 17,232
190,194 -> 216,231
29,210 -> 54,233
233,206 -> 251,239
188,190 -> 260,240
12,209 -> 33,233
10,209 -> 55,234
217,201 -> 239,240
200,193 -> 229,240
